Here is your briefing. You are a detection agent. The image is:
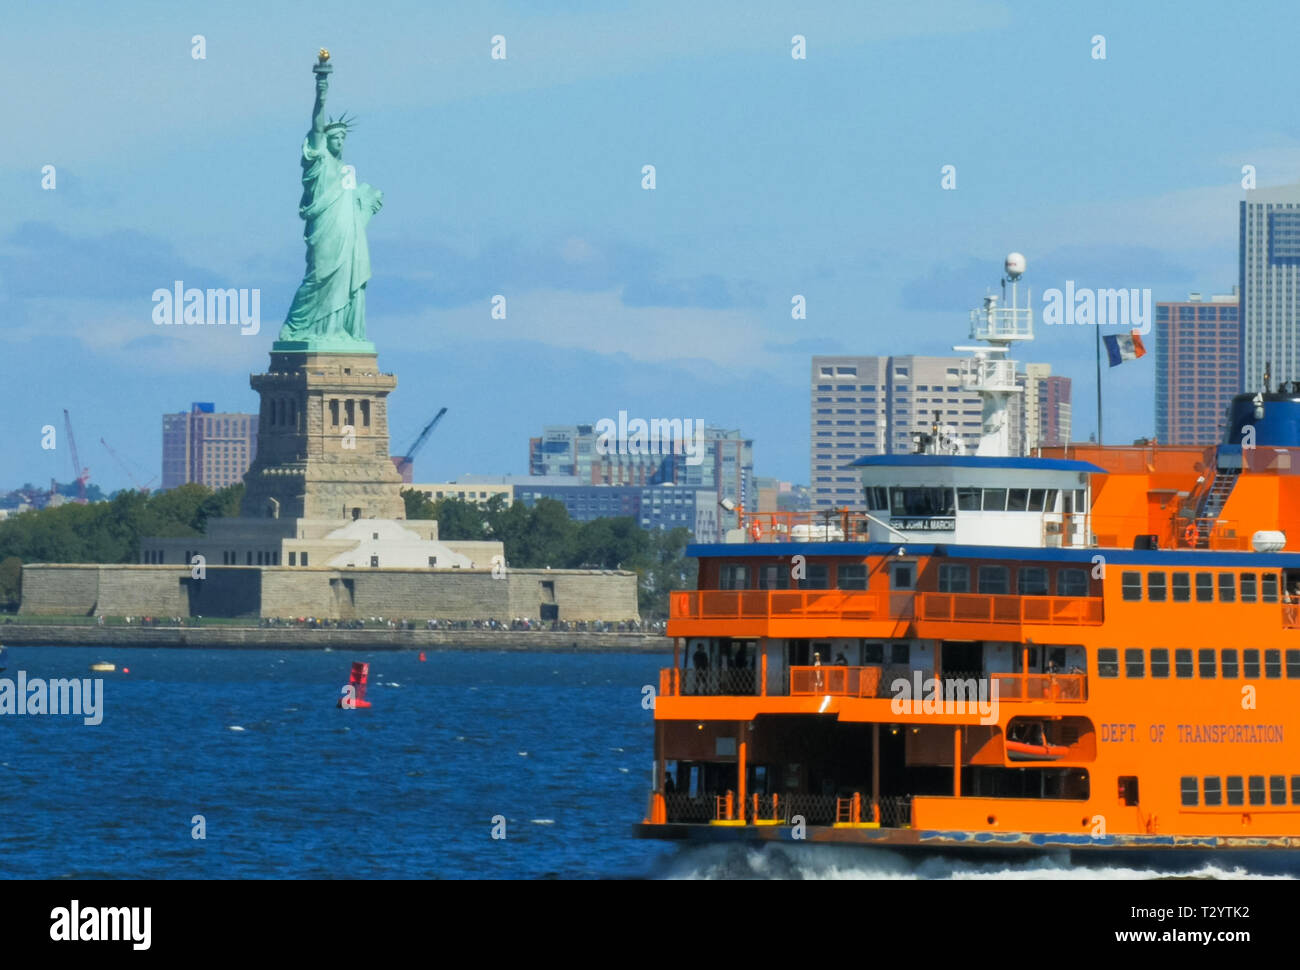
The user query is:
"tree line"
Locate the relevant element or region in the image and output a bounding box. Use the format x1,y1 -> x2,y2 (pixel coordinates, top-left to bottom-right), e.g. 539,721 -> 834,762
0,484 -> 696,618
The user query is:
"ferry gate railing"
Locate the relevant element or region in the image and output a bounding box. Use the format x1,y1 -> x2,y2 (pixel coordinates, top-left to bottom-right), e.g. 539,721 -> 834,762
665,793 -> 718,823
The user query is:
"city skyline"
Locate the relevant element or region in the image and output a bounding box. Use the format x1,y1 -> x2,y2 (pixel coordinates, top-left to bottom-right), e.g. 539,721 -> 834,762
5,1 -> 1296,493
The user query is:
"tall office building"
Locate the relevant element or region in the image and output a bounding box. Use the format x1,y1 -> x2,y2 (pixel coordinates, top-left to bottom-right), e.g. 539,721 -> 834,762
1240,185 -> 1300,393
1154,290 -> 1240,446
161,403 -> 258,490
1022,363 -> 1073,450
810,356 -> 1068,511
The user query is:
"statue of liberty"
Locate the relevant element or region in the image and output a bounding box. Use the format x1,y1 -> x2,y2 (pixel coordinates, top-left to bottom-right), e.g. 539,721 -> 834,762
277,51 -> 383,349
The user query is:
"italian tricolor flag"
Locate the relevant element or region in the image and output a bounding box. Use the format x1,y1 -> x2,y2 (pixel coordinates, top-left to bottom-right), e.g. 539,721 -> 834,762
1103,330 -> 1147,367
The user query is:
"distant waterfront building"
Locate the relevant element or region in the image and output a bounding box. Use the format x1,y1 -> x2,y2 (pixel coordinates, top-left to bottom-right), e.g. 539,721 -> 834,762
161,402 -> 258,490
810,356 -> 1068,511
528,422 -> 753,527
1240,186 -> 1300,393
411,482 -> 514,507
1021,363 -> 1073,450
1155,290 -> 1241,446
462,473 -> 718,538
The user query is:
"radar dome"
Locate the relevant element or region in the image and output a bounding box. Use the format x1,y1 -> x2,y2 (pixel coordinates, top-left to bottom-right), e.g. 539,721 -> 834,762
1005,252 -> 1026,279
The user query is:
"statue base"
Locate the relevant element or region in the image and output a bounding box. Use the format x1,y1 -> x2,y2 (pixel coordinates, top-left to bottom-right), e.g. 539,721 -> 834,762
240,350 -> 406,521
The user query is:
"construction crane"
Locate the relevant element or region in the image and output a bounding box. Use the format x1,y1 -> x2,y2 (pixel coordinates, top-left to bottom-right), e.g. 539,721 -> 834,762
392,407 -> 447,482
101,437 -> 157,494
63,409 -> 90,504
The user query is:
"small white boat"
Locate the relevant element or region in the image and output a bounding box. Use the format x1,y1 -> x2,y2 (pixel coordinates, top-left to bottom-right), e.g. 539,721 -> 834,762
90,662 -> 115,672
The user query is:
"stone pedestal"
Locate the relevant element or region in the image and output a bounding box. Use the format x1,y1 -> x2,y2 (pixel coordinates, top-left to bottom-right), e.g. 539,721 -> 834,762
240,351 -> 406,520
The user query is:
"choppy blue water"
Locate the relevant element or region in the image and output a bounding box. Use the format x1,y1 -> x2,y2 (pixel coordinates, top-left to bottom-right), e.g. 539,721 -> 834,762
2,646 -> 1291,880
0,646 -> 673,879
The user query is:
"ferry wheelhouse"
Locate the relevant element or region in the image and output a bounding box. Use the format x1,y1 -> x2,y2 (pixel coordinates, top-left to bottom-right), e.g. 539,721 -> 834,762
637,258 -> 1300,864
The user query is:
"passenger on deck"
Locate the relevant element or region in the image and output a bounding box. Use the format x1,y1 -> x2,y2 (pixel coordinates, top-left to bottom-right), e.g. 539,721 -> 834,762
834,652 -> 848,666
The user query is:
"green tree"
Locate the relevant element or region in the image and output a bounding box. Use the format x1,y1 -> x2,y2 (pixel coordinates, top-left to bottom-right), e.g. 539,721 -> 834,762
0,555 -> 22,610
401,487 -> 438,519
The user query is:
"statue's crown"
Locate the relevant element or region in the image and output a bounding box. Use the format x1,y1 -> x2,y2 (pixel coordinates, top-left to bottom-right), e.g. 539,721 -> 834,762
324,112 -> 356,133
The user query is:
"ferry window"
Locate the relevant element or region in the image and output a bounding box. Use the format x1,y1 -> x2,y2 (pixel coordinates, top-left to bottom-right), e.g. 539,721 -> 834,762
891,487 -> 954,516
1287,649 -> 1300,678
1175,649 -> 1193,678
1147,572 -> 1167,602
837,565 -> 868,590
1271,775 -> 1287,805
1027,489 -> 1046,512
1124,648 -> 1145,678
1243,649 -> 1260,679
891,564 -> 915,590
1172,573 -> 1191,602
1195,574 -> 1214,602
1044,489 -> 1059,512
1258,569 -> 1279,600
889,643 -> 910,664
1226,776 -> 1244,806
978,565 -> 1010,595
1150,648 -> 1170,678
1198,648 -> 1217,678
981,488 -> 1007,512
1180,776 -> 1198,807
937,564 -> 969,593
1221,649 -> 1239,678
1203,777 -> 1222,806
861,642 -> 884,664
1007,488 -> 1029,512
1249,776 -> 1266,806
1118,776 -> 1138,806
957,487 -> 981,511
1292,776 -> 1300,805
1241,573 -> 1257,603
803,563 -> 830,589
1097,648 -> 1119,677
1262,573 -> 1279,603
1121,571 -> 1142,601
1018,567 -> 1048,595
1057,569 -> 1088,597
1218,573 -> 1236,602
719,564 -> 749,590
757,564 -> 790,590
1265,649 -> 1282,678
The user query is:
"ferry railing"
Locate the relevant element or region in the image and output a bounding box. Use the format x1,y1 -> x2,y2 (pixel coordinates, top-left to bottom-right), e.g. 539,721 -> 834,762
734,509 -> 876,543
675,668 -> 759,696
782,793 -> 839,826
878,795 -> 913,828
918,592 -> 1102,625
751,792 -> 781,823
989,671 -> 1088,702
789,665 -> 883,697
665,793 -> 718,823
673,589 -> 1102,626
671,589 -> 884,620
1284,604 -> 1300,629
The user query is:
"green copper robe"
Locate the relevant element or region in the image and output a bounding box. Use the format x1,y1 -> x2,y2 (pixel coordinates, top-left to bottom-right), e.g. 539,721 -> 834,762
278,137 -> 382,343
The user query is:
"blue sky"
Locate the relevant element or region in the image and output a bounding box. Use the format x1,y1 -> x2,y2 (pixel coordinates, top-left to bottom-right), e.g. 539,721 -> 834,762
2,0 -> 1294,492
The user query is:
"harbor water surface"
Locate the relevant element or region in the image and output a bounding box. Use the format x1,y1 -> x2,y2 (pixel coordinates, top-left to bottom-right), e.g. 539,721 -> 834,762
0,647 -> 1288,880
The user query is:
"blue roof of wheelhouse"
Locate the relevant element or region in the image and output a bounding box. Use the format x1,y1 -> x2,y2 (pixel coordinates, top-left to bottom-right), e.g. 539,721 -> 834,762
850,455 -> 1105,474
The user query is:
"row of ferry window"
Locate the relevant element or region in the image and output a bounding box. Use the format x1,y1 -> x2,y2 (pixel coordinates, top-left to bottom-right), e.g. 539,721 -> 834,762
864,486 -> 1088,516
1097,647 -> 1300,679
1120,571 -> 1280,603
716,562 -> 1090,595
1180,775 -> 1300,807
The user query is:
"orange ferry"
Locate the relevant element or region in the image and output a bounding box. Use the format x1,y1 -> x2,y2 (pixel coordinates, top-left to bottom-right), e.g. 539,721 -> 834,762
636,259 -> 1300,868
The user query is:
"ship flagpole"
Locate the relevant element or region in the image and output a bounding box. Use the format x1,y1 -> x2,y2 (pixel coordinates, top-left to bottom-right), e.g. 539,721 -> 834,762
1095,319 -> 1103,445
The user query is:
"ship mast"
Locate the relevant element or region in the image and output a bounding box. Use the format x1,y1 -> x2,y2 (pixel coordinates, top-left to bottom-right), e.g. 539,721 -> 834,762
955,253 -> 1033,457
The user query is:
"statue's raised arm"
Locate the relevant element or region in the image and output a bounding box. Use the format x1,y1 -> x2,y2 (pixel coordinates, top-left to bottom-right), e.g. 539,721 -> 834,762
308,49 -> 331,149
